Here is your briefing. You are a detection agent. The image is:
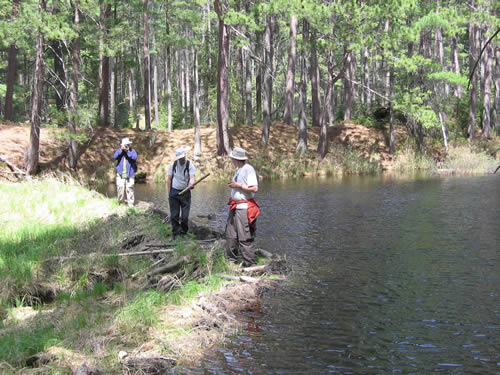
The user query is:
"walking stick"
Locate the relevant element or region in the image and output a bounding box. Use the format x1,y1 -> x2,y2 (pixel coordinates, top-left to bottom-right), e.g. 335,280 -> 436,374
178,173 -> 211,195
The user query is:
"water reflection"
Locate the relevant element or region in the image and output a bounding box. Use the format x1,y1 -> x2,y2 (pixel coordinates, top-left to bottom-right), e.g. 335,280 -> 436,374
100,174 -> 500,374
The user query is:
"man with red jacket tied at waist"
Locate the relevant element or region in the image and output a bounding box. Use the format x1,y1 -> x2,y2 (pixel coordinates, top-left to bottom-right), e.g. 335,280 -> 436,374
225,147 -> 260,267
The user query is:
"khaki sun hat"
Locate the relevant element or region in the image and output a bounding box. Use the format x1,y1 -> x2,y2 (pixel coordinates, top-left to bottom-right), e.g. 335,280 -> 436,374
229,147 -> 248,160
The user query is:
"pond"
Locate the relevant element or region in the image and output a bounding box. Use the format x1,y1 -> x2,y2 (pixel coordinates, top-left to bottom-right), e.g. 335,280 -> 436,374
101,174 -> 500,374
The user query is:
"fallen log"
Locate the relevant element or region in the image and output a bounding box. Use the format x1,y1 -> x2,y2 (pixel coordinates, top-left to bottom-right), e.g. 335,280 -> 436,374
122,356 -> 176,374
45,248 -> 176,262
152,207 -> 169,222
218,274 -> 259,283
74,363 -> 101,375
256,248 -> 274,259
148,256 -> 188,277
156,274 -> 183,291
145,238 -> 217,248
240,265 -> 268,274
0,155 -> 29,180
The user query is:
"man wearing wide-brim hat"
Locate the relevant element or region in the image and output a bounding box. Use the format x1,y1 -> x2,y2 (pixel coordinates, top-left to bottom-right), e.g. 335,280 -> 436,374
225,147 -> 260,267
113,137 -> 138,207
167,147 -> 196,238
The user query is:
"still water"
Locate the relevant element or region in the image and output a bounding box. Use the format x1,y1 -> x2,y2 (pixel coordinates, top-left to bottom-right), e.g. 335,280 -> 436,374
103,174 -> 500,374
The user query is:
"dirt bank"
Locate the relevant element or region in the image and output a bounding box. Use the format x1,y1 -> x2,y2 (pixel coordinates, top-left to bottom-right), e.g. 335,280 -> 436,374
0,121 -> 404,183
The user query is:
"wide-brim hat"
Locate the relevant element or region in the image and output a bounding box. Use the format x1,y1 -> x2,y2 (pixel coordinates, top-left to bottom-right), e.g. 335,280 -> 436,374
230,147 -> 248,160
121,137 -> 132,146
175,148 -> 186,160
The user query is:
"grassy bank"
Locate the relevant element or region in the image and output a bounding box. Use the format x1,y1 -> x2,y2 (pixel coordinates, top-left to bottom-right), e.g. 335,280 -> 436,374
392,142 -> 498,175
0,178 -> 265,373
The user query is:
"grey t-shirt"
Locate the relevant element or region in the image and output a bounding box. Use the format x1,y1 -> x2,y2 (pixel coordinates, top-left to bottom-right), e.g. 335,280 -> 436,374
168,160 -> 195,190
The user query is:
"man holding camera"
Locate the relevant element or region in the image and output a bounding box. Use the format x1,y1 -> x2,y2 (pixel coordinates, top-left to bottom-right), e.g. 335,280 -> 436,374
113,137 -> 138,207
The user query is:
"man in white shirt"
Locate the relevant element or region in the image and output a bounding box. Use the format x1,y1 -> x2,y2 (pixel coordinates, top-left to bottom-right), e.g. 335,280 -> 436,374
167,148 -> 195,238
225,147 -> 260,267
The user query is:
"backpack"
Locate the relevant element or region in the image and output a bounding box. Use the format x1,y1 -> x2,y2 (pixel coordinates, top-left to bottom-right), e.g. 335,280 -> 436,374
172,159 -> 190,178
170,159 -> 190,192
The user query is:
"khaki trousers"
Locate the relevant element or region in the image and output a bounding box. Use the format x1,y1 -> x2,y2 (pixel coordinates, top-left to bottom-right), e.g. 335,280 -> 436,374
116,174 -> 135,207
225,208 -> 256,267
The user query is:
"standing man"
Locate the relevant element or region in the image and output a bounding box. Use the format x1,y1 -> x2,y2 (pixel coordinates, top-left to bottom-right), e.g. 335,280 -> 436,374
113,137 -> 138,207
167,148 -> 195,238
225,147 -> 260,267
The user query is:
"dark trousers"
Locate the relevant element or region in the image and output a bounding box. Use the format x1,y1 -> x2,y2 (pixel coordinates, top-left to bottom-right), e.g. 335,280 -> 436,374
225,208 -> 256,267
169,189 -> 191,236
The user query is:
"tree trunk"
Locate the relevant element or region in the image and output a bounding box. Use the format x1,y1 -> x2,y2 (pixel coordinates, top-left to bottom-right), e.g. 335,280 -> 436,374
215,0 -> 231,156
362,46 -> 371,105
98,1 -> 111,127
152,23 -> 160,128
261,15 -> 273,145
4,0 -> 20,121
68,1 -> 80,169
206,1 -> 212,70
384,19 -> 391,103
236,44 -> 244,125
344,47 -> 353,121
492,46 -> 500,136
143,0 -> 151,129
26,0 -> 47,175
482,43 -> 493,139
451,36 -> 462,98
310,28 -> 321,127
245,47 -> 253,125
255,30 -> 262,119
434,5 -> 448,95
184,41 -> 191,112
165,7 -> 172,132
52,39 -> 66,113
128,66 -> 136,123
468,22 -> 479,140
318,53 -> 334,159
389,67 -> 395,155
283,14 -> 298,125
193,48 -> 201,156
439,111 -> 448,153
110,57 -> 116,128
296,40 -> 308,154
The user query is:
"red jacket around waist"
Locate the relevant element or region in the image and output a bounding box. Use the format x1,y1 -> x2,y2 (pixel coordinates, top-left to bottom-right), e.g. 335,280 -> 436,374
227,198 -> 261,231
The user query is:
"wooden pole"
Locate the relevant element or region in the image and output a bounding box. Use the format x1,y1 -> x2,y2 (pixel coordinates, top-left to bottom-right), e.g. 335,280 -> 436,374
178,173 -> 210,195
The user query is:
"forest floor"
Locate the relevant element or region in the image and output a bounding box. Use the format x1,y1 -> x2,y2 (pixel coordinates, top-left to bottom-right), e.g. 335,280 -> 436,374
0,120 -> 408,183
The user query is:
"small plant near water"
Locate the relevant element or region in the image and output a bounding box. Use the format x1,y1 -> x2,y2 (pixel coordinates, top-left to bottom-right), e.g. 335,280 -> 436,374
441,144 -> 497,174
392,149 -> 437,173
392,142 -> 497,175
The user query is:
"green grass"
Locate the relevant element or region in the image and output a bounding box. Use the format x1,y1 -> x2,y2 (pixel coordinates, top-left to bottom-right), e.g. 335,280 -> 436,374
0,177 -> 244,372
0,178 -> 120,290
392,143 -> 497,175
392,149 -> 437,173
116,290 -> 166,330
0,325 -> 63,364
164,276 -> 224,306
441,144 -> 497,174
